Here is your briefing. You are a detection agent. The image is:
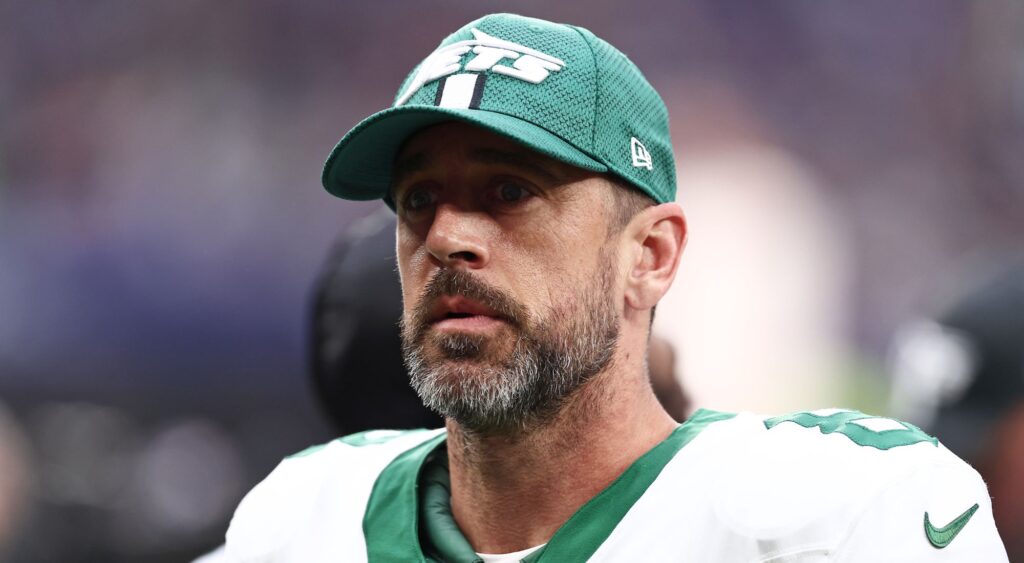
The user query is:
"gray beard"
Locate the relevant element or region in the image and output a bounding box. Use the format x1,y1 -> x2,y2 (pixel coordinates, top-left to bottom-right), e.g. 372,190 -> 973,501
401,263 -> 619,433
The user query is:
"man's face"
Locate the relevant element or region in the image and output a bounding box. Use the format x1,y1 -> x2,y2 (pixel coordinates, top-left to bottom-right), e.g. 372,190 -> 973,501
391,122 -> 622,432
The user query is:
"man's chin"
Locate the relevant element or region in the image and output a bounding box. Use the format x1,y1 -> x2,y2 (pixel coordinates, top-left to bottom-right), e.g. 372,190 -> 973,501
424,329 -> 516,361
420,349 -> 509,373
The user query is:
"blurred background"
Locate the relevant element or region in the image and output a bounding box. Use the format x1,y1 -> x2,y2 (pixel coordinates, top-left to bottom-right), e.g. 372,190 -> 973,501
1,1 -> 1022,560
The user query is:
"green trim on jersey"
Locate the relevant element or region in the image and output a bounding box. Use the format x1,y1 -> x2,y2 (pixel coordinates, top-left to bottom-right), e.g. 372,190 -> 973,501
363,408 -> 735,562
364,432 -> 449,562
420,451 -> 481,562
764,410 -> 937,450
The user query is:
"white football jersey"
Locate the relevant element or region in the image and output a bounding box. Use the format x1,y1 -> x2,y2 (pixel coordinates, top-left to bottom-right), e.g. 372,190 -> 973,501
223,409 -> 1008,562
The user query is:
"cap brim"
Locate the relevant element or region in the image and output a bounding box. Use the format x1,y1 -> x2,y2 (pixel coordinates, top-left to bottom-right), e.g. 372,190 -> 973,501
322,105 -> 608,201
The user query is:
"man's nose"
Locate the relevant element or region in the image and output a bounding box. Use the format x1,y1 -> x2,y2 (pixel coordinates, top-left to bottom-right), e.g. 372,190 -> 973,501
424,203 -> 490,269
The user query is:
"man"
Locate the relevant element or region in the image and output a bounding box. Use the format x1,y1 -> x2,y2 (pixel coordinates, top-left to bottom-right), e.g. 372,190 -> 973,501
224,14 -> 1008,561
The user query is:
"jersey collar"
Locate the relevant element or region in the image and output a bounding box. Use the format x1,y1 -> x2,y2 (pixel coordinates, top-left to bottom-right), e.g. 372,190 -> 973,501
363,409 -> 735,562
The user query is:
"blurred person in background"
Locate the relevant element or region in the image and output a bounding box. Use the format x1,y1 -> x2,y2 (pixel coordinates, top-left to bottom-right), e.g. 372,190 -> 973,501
220,13 -> 1007,562
890,258 -> 1024,559
309,207 -> 445,434
646,334 -> 690,420
0,404 -> 31,561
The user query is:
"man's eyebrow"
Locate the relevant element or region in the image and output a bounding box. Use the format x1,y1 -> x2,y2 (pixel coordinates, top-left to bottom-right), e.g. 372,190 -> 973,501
468,148 -> 562,183
390,151 -> 431,196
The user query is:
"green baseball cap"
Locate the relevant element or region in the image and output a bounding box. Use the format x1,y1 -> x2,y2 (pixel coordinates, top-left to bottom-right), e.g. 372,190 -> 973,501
322,13 -> 676,204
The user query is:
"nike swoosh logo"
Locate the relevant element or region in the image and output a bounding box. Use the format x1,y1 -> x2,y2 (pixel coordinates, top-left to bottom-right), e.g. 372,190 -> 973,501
924,503 -> 979,548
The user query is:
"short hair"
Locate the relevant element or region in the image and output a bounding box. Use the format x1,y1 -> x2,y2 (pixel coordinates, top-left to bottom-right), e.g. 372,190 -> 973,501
603,176 -> 660,327
606,176 -> 657,232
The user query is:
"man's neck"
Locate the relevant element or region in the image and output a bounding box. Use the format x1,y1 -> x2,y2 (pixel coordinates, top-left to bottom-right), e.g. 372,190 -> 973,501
445,363 -> 677,554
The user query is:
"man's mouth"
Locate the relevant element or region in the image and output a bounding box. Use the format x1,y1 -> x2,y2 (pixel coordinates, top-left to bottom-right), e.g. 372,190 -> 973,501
429,295 -> 507,331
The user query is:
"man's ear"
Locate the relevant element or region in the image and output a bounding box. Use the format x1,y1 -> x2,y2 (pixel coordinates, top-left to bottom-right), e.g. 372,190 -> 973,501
623,203 -> 687,311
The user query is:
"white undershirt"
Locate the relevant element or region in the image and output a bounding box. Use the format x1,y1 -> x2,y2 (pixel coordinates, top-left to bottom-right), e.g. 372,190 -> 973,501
476,544 -> 546,563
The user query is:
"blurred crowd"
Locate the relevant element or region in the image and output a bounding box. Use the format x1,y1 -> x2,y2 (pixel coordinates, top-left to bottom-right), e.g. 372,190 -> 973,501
1,1 -> 1022,560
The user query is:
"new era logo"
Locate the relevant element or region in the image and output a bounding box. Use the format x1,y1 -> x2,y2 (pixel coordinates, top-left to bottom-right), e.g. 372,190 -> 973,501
631,137 -> 653,170
396,28 -> 566,107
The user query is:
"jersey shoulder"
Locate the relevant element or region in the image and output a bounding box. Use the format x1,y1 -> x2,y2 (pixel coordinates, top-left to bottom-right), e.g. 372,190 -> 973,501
224,428 -> 444,563
696,408 -> 976,511
672,408 -> 1004,560
701,407 -> 954,471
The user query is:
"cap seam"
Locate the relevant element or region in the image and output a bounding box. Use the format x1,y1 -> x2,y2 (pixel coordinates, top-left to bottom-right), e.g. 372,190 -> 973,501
568,25 -> 600,157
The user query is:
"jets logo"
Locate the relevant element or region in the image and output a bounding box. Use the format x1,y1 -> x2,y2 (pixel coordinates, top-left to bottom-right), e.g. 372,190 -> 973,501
395,28 -> 566,107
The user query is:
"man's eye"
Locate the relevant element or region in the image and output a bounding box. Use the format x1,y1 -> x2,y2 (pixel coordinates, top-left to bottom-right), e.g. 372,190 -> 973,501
496,181 -> 530,203
404,188 -> 434,211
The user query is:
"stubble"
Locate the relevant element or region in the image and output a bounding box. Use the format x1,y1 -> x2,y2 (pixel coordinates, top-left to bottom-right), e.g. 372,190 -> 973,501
401,253 -> 620,434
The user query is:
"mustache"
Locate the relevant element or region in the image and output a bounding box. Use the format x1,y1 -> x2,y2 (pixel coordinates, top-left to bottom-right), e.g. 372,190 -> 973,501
409,269 -> 527,336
